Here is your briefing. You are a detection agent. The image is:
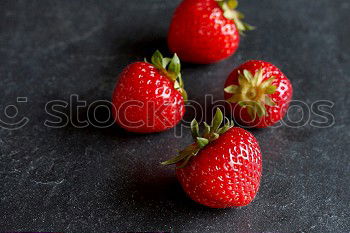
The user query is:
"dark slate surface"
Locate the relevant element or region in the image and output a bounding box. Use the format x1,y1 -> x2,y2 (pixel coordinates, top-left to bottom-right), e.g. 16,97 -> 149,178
0,0 -> 349,232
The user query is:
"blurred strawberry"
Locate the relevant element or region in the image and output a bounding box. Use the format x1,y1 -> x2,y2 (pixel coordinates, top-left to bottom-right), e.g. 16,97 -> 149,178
168,0 -> 254,64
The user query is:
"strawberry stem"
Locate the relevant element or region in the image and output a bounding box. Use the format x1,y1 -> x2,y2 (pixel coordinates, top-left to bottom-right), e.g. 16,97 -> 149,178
224,68 -> 277,119
161,108 -> 234,168
149,50 -> 188,101
215,0 -> 255,35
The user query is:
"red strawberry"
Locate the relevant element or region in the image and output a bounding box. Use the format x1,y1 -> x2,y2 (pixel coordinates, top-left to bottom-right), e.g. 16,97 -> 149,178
112,51 -> 187,133
168,0 -> 254,64
162,108 -> 262,208
224,60 -> 293,128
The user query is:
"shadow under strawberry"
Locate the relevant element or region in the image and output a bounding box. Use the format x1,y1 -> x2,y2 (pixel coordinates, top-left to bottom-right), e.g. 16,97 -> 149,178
105,166 -> 234,214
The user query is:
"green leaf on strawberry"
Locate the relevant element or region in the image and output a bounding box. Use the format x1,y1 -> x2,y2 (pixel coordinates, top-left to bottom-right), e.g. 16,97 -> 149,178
149,50 -> 187,101
225,68 -> 277,120
215,0 -> 255,35
161,108 -> 234,168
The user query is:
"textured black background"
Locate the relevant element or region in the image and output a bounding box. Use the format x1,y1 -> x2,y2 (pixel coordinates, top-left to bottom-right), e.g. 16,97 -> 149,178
0,0 -> 349,232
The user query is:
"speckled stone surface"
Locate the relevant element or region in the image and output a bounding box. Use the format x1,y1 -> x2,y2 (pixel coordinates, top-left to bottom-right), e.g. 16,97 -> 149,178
0,0 -> 349,232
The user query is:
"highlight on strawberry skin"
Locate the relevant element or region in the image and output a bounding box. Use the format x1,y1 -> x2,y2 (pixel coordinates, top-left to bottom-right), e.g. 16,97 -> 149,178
162,108 -> 262,208
224,60 -> 293,128
112,50 -> 187,133
168,0 -> 254,64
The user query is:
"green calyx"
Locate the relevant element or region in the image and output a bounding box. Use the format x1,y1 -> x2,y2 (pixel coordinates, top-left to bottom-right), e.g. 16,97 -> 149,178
224,68 -> 277,120
149,50 -> 187,101
161,108 -> 234,169
215,0 -> 255,35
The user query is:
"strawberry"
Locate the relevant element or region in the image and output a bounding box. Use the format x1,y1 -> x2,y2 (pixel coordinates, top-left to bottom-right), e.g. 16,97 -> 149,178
162,108 -> 262,208
168,0 -> 254,64
112,51 -> 187,133
224,60 -> 293,128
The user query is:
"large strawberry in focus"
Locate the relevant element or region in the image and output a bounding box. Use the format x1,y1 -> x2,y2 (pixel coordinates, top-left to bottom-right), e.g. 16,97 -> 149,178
162,108 -> 262,208
168,0 -> 254,64
112,51 -> 187,133
224,60 -> 293,128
